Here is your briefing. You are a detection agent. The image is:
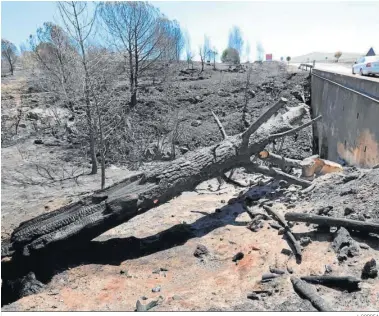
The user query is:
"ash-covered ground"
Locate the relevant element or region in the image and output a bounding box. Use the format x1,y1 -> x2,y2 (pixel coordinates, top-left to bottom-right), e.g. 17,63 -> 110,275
2,62 -> 378,311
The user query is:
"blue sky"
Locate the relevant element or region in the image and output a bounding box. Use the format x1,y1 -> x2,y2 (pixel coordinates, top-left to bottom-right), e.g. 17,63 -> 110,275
1,1 -> 379,61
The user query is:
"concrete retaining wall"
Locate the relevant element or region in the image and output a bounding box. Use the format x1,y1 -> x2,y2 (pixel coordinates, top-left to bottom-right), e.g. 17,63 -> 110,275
311,69 -> 379,168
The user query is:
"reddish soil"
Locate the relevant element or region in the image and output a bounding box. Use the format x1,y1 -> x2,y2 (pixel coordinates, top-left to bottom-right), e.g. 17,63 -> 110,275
3,175 -> 379,311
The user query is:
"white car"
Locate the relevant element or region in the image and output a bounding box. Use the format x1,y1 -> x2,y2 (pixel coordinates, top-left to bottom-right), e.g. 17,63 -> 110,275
352,56 -> 379,76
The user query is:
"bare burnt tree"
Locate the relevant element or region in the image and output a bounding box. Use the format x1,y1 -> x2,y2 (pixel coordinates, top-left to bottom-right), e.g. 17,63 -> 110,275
171,20 -> 185,61
159,18 -> 184,62
157,18 -> 177,62
199,35 -> 210,72
199,47 -> 205,72
28,22 -> 78,107
187,51 -> 194,70
1,108 -> 23,145
210,47 -> 218,70
14,109 -> 23,135
148,109 -> 184,161
1,39 -> 18,75
152,17 -> 184,83
184,29 -> 193,69
86,45 -> 127,189
170,110 -> 185,159
58,1 -> 98,175
99,1 -> 170,107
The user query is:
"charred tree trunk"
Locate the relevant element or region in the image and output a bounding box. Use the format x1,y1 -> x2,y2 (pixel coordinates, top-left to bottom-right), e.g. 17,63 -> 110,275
3,99 -> 320,259
95,101 -> 106,189
131,89 -> 137,107
10,62 -> 14,76
88,115 -> 98,175
132,34 -> 139,108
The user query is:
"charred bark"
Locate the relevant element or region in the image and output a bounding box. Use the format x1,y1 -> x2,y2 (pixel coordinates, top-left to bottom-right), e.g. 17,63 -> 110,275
300,275 -> 361,292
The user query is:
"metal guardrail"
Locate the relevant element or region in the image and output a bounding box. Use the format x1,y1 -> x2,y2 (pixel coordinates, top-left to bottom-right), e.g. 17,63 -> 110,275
298,58 -> 357,64
298,63 -> 313,70
312,71 -> 379,103
298,62 -> 315,72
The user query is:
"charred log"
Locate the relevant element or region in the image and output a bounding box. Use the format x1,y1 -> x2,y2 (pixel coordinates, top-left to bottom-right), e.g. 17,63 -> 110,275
300,275 -> 361,292
284,213 -> 379,234
291,277 -> 333,312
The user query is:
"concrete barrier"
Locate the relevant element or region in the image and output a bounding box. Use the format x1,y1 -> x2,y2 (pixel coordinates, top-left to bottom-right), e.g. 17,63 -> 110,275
311,69 -> 379,168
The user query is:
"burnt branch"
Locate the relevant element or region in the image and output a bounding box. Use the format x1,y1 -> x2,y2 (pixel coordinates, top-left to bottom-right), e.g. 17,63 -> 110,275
258,150 -> 302,169
245,163 -> 312,188
242,97 -> 287,145
221,172 -> 249,188
269,115 -> 322,140
212,111 -> 227,140
263,205 -> 302,262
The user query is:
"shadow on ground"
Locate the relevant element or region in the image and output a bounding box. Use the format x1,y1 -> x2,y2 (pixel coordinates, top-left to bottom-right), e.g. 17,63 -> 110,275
1,201 -> 246,306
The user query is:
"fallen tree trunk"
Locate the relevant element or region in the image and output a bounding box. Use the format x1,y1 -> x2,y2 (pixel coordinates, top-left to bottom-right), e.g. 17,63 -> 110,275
284,213 -> 379,234
4,99 -> 319,258
300,275 -> 361,292
291,277 -> 333,312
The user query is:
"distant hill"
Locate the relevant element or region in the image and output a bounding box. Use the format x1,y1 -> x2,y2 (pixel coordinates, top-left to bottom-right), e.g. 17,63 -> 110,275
291,51 -> 363,63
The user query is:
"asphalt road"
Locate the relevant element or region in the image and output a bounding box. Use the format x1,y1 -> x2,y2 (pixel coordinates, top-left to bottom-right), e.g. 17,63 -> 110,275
291,62 -> 379,82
